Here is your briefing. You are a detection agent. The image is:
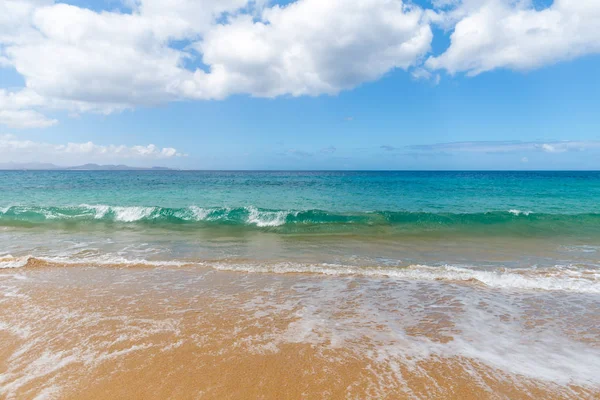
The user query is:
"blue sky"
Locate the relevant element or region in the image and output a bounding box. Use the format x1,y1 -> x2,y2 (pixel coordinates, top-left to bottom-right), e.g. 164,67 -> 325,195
1,0 -> 599,169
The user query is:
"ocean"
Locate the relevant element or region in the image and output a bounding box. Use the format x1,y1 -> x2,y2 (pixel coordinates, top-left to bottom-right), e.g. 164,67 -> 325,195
0,171 -> 599,399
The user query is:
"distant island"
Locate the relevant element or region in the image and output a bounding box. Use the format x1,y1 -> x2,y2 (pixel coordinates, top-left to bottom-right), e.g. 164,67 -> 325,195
0,162 -> 175,171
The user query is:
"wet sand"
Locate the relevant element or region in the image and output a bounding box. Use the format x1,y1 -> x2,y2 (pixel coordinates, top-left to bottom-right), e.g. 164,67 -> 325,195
0,266 -> 598,399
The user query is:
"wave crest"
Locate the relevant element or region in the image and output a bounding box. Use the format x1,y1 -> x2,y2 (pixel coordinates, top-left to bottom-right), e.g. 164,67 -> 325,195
0,205 -> 599,234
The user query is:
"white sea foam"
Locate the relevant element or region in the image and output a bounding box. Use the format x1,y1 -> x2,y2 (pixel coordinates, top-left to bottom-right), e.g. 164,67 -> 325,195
0,254 -> 189,269
188,205 -> 211,220
0,350 -> 78,398
81,204 -> 110,219
508,209 -> 532,216
80,204 -> 156,221
2,250 -> 599,294
561,245 -> 600,253
32,385 -> 62,400
0,261 -> 598,396
0,285 -> 183,399
245,206 -> 291,227
42,254 -> 189,267
0,321 -> 31,339
235,276 -> 600,388
79,204 -> 296,225
210,262 -> 600,294
112,206 -> 156,222
0,255 -> 31,269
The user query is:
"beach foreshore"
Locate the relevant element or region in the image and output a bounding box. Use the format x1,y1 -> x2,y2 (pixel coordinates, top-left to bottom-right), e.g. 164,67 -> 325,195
0,265 -> 598,399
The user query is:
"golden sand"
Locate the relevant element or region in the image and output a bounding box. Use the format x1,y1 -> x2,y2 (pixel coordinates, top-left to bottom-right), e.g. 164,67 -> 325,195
0,266 -> 597,399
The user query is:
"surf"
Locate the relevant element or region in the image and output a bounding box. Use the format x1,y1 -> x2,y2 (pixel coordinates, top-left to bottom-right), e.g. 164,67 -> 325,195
1,205 -> 600,237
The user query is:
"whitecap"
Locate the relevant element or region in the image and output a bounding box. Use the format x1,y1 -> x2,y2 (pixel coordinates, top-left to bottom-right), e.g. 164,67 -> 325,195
245,206 -> 291,227
188,206 -> 210,220
508,209 -> 532,216
112,206 -> 156,222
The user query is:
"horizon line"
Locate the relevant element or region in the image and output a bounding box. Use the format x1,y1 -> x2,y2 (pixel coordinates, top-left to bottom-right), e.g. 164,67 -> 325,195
2,169 -> 600,172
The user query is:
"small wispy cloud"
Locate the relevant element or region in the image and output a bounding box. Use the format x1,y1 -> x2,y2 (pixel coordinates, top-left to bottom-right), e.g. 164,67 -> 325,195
0,110 -> 58,129
0,89 -> 57,129
408,140 -> 600,154
282,149 -> 313,158
380,145 -> 397,151
411,68 -> 441,85
0,134 -> 185,164
320,146 -> 337,154
281,146 -> 338,158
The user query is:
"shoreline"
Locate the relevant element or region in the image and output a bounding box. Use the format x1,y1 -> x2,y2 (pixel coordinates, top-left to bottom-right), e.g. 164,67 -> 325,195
1,255 -> 599,294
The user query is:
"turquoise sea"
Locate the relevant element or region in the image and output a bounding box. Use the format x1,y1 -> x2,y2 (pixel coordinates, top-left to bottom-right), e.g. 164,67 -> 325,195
1,170 -> 600,231
1,170 -> 600,284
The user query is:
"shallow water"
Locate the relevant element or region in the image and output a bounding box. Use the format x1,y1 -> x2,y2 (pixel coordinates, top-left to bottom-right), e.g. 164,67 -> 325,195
0,266 -> 598,399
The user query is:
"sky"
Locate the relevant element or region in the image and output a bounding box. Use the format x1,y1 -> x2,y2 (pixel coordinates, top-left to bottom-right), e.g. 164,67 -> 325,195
0,0 -> 599,170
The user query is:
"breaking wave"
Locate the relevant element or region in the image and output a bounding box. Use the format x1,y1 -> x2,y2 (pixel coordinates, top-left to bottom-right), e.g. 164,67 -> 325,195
1,254 -> 598,294
0,205 -> 599,235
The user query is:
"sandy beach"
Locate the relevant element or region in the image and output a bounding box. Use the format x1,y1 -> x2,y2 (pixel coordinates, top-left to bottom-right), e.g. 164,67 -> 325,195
1,264 -> 598,399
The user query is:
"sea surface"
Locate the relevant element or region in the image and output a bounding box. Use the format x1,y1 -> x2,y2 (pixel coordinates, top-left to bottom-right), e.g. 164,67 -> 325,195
0,171 -> 599,399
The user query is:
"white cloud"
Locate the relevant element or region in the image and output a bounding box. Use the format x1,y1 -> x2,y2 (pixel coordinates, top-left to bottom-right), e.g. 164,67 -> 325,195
0,110 -> 57,129
0,89 -> 57,128
320,146 -> 337,154
410,140 -> 600,153
187,0 -> 432,98
536,141 -> 599,153
7,3 -> 192,112
0,0 -> 52,44
541,143 -> 559,153
411,67 -> 440,84
427,0 -> 600,75
1,0 -> 256,117
0,0 -> 432,126
131,0 -> 253,37
0,134 -> 184,164
1,0 -> 599,130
